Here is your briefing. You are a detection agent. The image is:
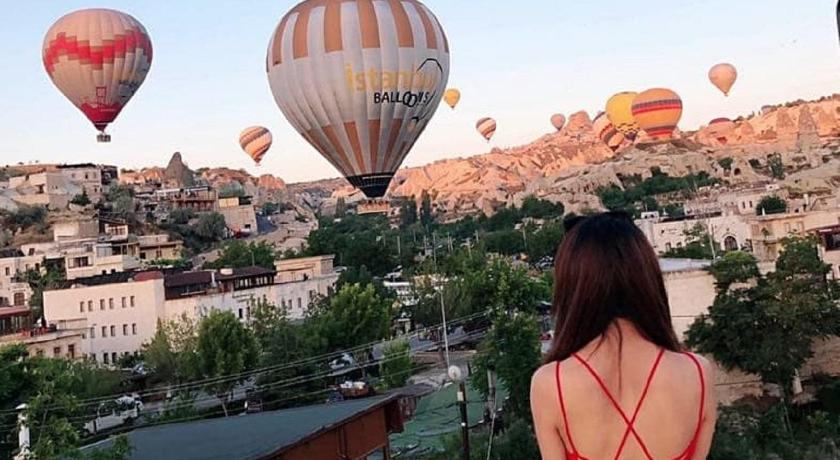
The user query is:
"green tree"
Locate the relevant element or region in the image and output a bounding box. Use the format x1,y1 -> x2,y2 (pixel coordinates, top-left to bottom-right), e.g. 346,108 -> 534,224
168,208 -> 196,225
335,197 -> 347,217
756,195 -> 788,215
195,212 -> 227,241
19,265 -> 65,318
70,190 -> 91,207
420,191 -> 434,228
0,205 -> 48,233
662,223 -> 719,259
309,283 -> 392,352
205,241 -> 276,270
525,221 -> 565,263
718,157 -> 734,171
520,196 -> 564,219
195,310 -> 259,416
686,239 -> 840,392
380,340 -> 412,389
768,153 -> 785,179
218,182 -> 246,199
141,314 -> 199,385
399,198 -> 418,228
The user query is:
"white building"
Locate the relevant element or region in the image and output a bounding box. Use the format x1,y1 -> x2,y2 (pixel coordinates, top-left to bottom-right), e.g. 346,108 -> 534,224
635,214 -> 751,254
0,249 -> 41,307
43,256 -> 340,364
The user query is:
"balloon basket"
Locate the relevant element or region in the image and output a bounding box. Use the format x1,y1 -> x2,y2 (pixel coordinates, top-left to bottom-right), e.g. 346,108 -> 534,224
357,199 -> 390,215
97,133 -> 111,143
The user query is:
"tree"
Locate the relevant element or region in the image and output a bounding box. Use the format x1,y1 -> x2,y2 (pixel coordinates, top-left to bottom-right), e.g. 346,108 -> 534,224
520,196 -> 564,219
756,195 -> 788,215
205,241 -> 276,270
662,223 -> 719,259
218,182 -> 245,199
718,157 -> 734,171
70,190 -> 91,207
525,221 -> 565,263
195,310 -> 258,416
195,212 -> 227,241
399,198 -> 418,228
686,239 -> 840,392
0,205 -> 48,233
19,265 -> 65,318
420,191 -> 434,228
142,314 -> 199,384
380,340 -> 412,389
335,197 -> 347,217
309,283 -> 392,352
768,153 -> 785,179
168,208 -> 196,225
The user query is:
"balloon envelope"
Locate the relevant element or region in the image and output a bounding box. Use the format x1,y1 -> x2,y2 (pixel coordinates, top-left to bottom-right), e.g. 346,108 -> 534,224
592,112 -> 624,152
606,92 -> 640,140
476,117 -> 497,141
239,126 -> 273,165
708,118 -> 735,144
709,63 -> 737,96
444,88 -> 461,109
266,0 -> 450,198
43,8 -> 153,140
551,114 -> 566,131
631,88 -> 683,140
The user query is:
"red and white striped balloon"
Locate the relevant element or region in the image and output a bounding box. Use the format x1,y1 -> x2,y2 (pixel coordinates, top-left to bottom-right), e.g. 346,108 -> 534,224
43,9 -> 153,142
239,126 -> 273,165
476,117 -> 497,142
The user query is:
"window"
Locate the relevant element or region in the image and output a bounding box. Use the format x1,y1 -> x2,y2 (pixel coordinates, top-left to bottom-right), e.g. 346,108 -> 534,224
79,301 -> 85,313
88,300 -> 93,311
100,299 -> 105,310
4,267 -> 8,276
122,297 -> 126,308
132,323 -> 137,335
110,325 -> 115,337
101,326 -> 107,337
103,353 -> 109,364
109,298 -> 114,309
112,352 -> 117,364
123,324 -> 128,336
36,350 -> 44,357
53,347 -> 61,357
238,308 -> 243,319
297,298 -> 302,309
130,296 -> 135,307
68,345 -> 75,359
665,242 -> 672,251
90,327 -> 95,339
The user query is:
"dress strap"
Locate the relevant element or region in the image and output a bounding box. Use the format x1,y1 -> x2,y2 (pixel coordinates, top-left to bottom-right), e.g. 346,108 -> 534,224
681,352 -> 706,454
555,361 -> 580,456
573,349 -> 664,460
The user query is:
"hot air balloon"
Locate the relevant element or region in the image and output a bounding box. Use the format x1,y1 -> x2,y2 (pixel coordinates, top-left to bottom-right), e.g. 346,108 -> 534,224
444,88 -> 461,109
551,114 -> 566,132
709,63 -> 737,96
476,117 -> 497,142
707,118 -> 735,145
43,9 -> 153,143
592,112 -> 625,152
631,88 -> 683,140
239,126 -> 273,165
266,0 -> 450,199
606,92 -> 640,140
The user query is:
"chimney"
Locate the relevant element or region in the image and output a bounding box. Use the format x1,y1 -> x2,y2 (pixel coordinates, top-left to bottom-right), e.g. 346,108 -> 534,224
14,404 -> 29,460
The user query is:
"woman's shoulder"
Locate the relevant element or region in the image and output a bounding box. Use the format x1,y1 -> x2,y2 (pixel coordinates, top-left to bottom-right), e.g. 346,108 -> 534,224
663,350 -> 716,382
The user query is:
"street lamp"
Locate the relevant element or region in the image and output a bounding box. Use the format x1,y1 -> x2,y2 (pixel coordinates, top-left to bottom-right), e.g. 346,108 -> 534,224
448,365 -> 470,460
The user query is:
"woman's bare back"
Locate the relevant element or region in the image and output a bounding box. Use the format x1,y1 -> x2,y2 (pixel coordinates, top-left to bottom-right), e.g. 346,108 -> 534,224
531,320 -> 716,459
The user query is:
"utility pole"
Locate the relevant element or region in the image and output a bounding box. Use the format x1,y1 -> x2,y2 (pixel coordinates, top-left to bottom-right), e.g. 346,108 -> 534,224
457,381 -> 471,460
397,235 -> 402,257
486,366 -> 497,424
440,289 -> 450,368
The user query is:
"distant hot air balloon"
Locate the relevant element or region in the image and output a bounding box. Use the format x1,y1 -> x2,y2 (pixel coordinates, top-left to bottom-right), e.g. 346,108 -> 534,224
476,117 -> 497,142
239,126 -> 273,165
266,0 -> 450,199
444,89 -> 461,109
43,9 -> 153,143
592,112 -> 625,152
551,114 -> 566,132
709,63 -> 737,96
707,118 -> 735,145
631,88 -> 683,140
606,92 -> 640,140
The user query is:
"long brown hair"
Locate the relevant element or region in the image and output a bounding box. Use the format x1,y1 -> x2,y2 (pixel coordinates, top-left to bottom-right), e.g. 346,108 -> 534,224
544,212 -> 680,363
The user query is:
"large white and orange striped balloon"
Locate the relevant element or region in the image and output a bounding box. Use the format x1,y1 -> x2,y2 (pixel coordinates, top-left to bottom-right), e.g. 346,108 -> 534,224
239,126 -> 273,165
476,117 -> 497,141
43,9 -> 153,142
550,114 -> 566,132
266,0 -> 450,198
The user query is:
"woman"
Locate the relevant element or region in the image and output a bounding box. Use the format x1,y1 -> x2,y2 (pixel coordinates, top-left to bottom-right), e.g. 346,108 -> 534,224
531,213 -> 716,459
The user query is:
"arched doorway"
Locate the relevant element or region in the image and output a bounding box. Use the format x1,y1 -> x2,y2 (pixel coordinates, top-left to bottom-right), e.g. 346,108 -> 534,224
724,235 -> 738,252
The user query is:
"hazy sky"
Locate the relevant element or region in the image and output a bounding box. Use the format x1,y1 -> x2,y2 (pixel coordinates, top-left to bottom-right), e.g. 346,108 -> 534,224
1,1 -> 838,183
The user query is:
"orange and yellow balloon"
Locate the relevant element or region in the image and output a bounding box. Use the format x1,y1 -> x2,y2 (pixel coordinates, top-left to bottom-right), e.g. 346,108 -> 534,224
606,92 -> 640,140
709,63 -> 737,96
476,117 -> 497,142
631,88 -> 683,140
444,89 -> 461,109
592,112 -> 625,152
266,0 -> 450,198
551,114 -> 566,132
239,126 -> 273,165
43,8 -> 153,142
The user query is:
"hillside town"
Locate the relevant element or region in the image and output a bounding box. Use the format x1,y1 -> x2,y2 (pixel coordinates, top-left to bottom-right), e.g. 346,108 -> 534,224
1,94 -> 840,458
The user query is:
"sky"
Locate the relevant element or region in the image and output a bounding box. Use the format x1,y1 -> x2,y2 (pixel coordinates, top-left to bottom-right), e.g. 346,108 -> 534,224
0,1 -> 838,183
